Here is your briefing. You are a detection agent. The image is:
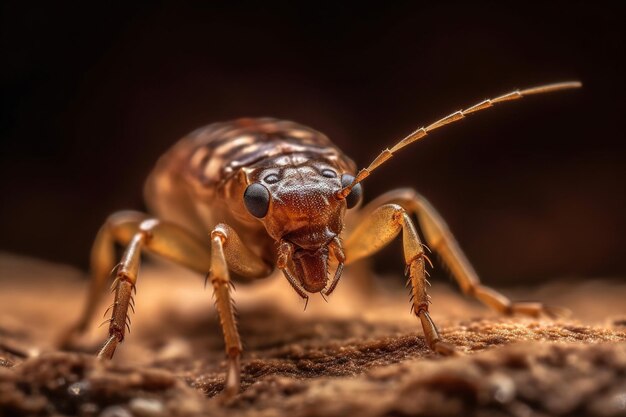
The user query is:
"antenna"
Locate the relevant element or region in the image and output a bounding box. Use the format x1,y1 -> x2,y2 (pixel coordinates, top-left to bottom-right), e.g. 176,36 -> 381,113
336,81 -> 582,199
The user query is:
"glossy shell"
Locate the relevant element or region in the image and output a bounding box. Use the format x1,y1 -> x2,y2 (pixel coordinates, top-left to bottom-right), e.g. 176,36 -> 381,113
143,118 -> 357,258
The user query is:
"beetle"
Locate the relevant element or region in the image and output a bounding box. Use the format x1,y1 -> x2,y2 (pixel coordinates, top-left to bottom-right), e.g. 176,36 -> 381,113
60,81 -> 580,397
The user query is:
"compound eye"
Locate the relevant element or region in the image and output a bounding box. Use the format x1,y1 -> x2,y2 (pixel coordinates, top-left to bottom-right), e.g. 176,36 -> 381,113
243,183 -> 270,218
341,174 -> 363,209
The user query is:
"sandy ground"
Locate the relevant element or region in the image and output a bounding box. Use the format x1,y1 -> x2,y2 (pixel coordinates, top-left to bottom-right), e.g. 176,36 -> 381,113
0,252 -> 625,417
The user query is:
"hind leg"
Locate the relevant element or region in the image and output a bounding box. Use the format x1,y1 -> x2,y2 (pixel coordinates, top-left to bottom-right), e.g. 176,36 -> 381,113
357,189 -> 561,317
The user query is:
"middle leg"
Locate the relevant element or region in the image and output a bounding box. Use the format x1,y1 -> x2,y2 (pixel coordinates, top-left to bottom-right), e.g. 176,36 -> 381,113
344,204 -> 454,354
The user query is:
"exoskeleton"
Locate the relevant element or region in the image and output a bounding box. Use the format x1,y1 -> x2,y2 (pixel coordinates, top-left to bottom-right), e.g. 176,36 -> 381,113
61,81 -> 580,396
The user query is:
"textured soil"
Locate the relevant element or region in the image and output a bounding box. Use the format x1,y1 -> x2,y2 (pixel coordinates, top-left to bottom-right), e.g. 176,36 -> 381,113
0,253 -> 625,417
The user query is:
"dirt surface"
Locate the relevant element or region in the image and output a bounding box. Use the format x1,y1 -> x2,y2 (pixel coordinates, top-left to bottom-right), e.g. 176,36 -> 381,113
1,253 -> 625,417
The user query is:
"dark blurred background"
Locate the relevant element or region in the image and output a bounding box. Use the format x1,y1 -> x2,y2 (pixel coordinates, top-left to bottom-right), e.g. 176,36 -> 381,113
1,2 -> 624,286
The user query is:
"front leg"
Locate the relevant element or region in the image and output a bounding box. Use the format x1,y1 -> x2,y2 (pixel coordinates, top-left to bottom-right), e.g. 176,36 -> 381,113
345,204 -> 454,355
60,212 -> 272,397
207,223 -> 274,397
102,221 -> 271,397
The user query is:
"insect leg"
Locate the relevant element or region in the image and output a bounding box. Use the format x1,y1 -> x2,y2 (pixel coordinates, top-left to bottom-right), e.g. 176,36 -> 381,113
57,211 -> 148,348
203,223 -> 274,397
98,230 -> 145,359
62,212 -> 271,396
344,204 -> 455,355
208,226 -> 241,398
361,188 -> 562,317
97,217 -> 221,359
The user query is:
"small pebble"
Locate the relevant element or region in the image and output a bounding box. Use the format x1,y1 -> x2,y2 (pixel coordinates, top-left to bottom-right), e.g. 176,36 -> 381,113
67,380 -> 91,397
80,402 -> 99,416
490,373 -> 516,404
99,405 -> 132,417
0,358 -> 14,367
129,398 -> 165,417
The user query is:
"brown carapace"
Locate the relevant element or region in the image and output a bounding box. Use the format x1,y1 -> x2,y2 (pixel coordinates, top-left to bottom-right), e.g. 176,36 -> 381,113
60,81 -> 581,397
